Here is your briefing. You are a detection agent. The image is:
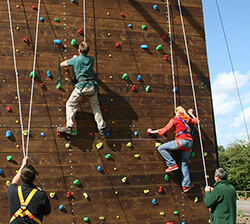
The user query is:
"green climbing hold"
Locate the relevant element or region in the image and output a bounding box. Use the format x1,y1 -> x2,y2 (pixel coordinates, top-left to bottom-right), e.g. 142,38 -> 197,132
134,154 -> 140,158
56,84 -> 61,89
55,18 -> 60,22
73,179 -> 80,185
127,142 -> 132,147
194,196 -> 198,203
204,152 -> 208,157
30,71 -> 36,78
121,177 -> 127,183
6,180 -> 11,186
160,212 -> 165,216
191,152 -> 195,157
164,174 -> 169,181
99,216 -> 105,220
122,73 -> 128,80
142,25 -> 147,30
174,211 -> 179,215
156,45 -> 162,51
105,154 -> 111,159
83,217 -> 89,222
145,85 -> 150,92
96,142 -> 103,149
71,39 -> 77,46
72,130 -> 77,135
7,156 -> 12,161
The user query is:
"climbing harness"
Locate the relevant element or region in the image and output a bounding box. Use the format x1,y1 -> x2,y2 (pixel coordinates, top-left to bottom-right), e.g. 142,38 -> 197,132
175,117 -> 194,137
10,186 -> 41,224
177,0 -> 208,186
7,0 -> 41,157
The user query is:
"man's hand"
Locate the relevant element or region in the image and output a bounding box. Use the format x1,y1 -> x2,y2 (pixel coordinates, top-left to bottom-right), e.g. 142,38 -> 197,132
73,55 -> 78,58
205,186 -> 212,192
21,157 -> 29,168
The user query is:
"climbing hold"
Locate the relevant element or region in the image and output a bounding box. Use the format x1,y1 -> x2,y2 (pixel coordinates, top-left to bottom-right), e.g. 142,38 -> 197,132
128,24 -> 132,28
30,71 -> 36,78
160,212 -> 165,216
16,27 -> 20,30
73,179 -> 80,185
164,55 -> 168,61
144,189 -> 150,194
145,85 -> 150,92
206,175 -> 210,178
120,12 -> 125,17
16,145 -> 20,148
194,196 -> 198,203
115,191 -> 119,195
59,205 -> 64,211
114,167 -> 117,171
77,28 -> 83,35
67,191 -> 71,198
153,5 -> 158,10
71,39 -> 77,46
83,217 -> 89,222
16,49 -> 19,53
7,156 -> 12,161
56,130 -> 60,136
47,70 -> 52,77
152,199 -> 157,205
191,152 -> 195,157
109,54 -> 112,58
71,0 -> 75,2
15,96 -> 18,100
116,216 -> 120,219
166,222 -> 174,224
131,85 -> 136,91
174,211 -> 179,215
111,99 -> 114,102
41,132 -> 45,137
108,32 -> 111,36
155,142 -> 162,147
40,83 -> 44,88
134,154 -> 140,158
6,106 -> 12,112
141,44 -> 148,49
162,34 -> 167,40
134,131 -> 138,136
23,37 -> 29,44
39,17 -> 44,21
72,130 -> 77,135
16,120 -> 19,124
96,142 -> 103,149
173,87 -> 177,92
158,186 -> 163,193
204,152 -> 208,157
88,131 -> 93,136
116,42 -> 121,48
164,174 -> 169,181
65,143 -> 70,148
104,107 -> 108,112
121,177 -> 127,183
107,12 -> 110,16
23,130 -> 28,136
97,165 -> 102,172
83,192 -> 88,198
137,75 -> 142,81
142,25 -> 147,30
56,84 -> 61,89
55,18 -> 60,22
0,169 -> 2,175
122,73 -> 128,80
6,180 -> 11,186
49,192 -> 56,198
110,76 -> 113,79
127,142 -> 132,147
99,216 -> 105,221
156,45 -> 162,51
54,39 -> 62,45
16,5 -> 20,8
182,222 -> 186,224
32,5 -> 37,10
105,154 -> 111,159
6,131 -> 12,138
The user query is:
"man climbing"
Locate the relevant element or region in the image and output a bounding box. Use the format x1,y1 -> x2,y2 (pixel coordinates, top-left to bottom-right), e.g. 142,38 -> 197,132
204,167 -> 237,224
57,41 -> 110,136
147,106 -> 198,192
8,157 -> 51,223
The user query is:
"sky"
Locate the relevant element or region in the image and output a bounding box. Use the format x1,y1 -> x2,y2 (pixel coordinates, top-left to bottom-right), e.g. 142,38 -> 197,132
201,0 -> 250,147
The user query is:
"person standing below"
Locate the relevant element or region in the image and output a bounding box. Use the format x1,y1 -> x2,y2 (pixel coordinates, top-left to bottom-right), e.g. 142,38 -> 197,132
204,167 -> 237,224
147,106 -> 198,192
8,157 -> 51,224
57,41 -> 110,136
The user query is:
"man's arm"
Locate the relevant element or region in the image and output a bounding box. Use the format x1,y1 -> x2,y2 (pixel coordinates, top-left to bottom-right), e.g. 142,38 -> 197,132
11,157 -> 29,185
204,186 -> 219,208
60,60 -> 68,67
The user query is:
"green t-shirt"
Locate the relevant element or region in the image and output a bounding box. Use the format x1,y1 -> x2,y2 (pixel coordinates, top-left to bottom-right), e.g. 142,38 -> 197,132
67,54 -> 98,88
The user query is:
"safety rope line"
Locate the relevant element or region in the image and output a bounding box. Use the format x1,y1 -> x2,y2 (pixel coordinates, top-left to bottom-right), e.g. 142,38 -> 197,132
83,0 -> 86,42
166,0 -> 176,110
214,0 -> 250,143
177,0 -> 208,186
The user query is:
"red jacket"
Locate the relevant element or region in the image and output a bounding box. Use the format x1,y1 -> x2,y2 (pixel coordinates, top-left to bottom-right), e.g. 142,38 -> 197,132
158,114 -> 198,140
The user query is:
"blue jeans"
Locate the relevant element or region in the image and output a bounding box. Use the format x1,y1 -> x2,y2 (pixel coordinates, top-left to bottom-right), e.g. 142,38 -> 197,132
157,139 -> 193,187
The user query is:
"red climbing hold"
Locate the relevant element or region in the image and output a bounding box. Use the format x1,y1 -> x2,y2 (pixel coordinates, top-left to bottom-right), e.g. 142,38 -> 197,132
77,28 -> 83,35
115,42 -> 121,48
166,222 -> 174,224
23,37 -> 29,44
56,130 -> 60,136
104,107 -> 108,112
120,12 -> 125,17
40,83 -> 44,88
6,106 -> 12,112
158,186 -> 163,193
164,55 -> 168,61
32,5 -> 37,10
67,191 -> 71,198
131,85 -> 136,91
88,131 -> 93,136
162,34 -> 167,40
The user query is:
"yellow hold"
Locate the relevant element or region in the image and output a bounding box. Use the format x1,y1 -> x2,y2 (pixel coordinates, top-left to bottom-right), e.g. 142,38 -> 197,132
96,142 -> 103,149
143,189 -> 150,194
155,142 -> 161,147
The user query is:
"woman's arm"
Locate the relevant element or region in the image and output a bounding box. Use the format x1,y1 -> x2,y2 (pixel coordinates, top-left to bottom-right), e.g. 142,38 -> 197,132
147,119 -> 175,136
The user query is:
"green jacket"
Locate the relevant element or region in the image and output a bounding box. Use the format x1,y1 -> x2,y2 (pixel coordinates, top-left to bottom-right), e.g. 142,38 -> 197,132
204,180 -> 236,224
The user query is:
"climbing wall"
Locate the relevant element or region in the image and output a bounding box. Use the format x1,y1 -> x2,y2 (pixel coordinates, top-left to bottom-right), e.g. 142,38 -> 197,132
0,0 -> 218,223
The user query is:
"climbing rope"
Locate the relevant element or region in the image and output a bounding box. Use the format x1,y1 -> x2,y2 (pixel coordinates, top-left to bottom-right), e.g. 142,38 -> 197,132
214,0 -> 250,143
83,0 -> 86,42
7,0 -> 41,157
166,0 -> 176,110
177,0 -> 208,186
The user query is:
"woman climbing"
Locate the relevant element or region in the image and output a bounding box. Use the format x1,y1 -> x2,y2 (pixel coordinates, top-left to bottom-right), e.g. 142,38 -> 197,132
147,106 -> 198,192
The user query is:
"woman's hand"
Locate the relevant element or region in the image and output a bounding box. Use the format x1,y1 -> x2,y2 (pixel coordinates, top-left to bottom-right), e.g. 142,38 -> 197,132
147,128 -> 153,134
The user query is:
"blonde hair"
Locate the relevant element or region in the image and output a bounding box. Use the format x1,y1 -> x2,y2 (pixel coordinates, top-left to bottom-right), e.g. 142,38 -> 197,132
175,106 -> 188,116
79,42 -> 90,55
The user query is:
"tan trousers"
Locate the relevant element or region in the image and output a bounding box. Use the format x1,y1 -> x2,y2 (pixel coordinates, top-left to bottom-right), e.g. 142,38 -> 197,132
66,86 -> 106,130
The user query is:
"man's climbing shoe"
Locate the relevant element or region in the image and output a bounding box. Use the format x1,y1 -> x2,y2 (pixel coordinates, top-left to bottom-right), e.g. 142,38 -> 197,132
57,126 -> 72,134
183,184 -> 194,193
99,126 -> 111,136
165,164 -> 178,172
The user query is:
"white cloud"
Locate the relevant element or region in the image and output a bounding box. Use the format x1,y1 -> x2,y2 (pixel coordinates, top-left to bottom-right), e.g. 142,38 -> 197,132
230,106 -> 250,128
212,93 -> 237,116
242,92 -> 250,104
212,71 -> 250,94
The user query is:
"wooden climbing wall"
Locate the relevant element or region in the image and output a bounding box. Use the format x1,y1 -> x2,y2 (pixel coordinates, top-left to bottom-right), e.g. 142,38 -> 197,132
0,0 -> 218,223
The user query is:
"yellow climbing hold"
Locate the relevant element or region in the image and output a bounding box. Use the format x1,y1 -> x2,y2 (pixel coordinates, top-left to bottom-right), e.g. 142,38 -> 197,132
99,216 -> 105,220
6,180 -> 11,186
113,144 -> 116,147
23,130 -> 28,136
65,143 -> 70,148
111,98 -> 113,102
155,142 -> 161,147
83,192 -> 88,198
194,196 -> 198,203
134,154 -> 140,158
15,96 -> 18,100
116,216 -> 120,219
16,27 -> 20,30
114,167 -> 117,171
50,192 -> 56,198
143,189 -> 150,194
16,145 -> 19,148
16,120 -> 19,124
115,191 -> 118,195
121,177 -> 127,183
109,54 -> 112,58
96,142 -> 103,149
160,212 -> 165,216
127,142 -> 132,147
110,76 -> 113,79
108,32 -> 111,36
16,49 -> 19,53
107,12 -> 110,16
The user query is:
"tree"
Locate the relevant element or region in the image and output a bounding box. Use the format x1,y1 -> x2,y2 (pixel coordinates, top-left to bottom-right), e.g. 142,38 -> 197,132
218,140 -> 250,191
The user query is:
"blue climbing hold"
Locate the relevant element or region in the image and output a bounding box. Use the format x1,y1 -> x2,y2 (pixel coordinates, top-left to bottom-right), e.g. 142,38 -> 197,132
137,75 -> 142,81
39,17 -> 44,21
6,130 -> 12,138
54,39 -> 62,45
104,131 -> 110,137
0,169 -> 2,175
71,0 -> 75,2
182,222 -> 186,224
47,70 -> 52,77
173,87 -> 177,92
141,44 -> 148,49
59,205 -> 64,211
97,165 -> 102,172
152,199 -> 157,205
128,24 -> 132,28
41,132 -> 45,137
153,5 -> 158,10
134,131 -> 139,136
